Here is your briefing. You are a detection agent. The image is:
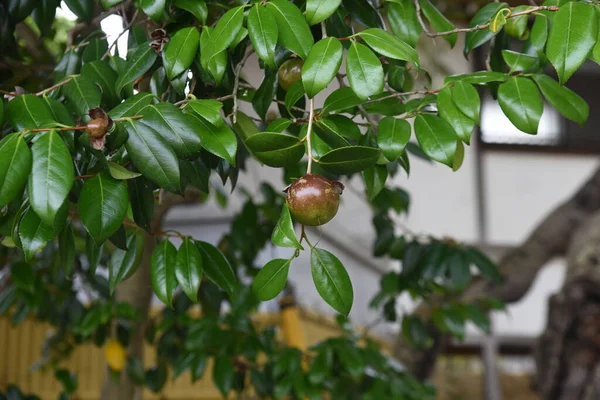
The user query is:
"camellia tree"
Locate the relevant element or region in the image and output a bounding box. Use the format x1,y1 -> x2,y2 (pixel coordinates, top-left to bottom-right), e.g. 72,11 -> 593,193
0,0 -> 598,399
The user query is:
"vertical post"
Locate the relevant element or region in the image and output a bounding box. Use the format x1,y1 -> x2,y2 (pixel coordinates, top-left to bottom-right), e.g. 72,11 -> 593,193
482,322 -> 502,400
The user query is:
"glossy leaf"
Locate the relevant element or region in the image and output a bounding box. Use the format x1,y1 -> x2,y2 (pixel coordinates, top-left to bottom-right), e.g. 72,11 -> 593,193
115,44 -> 158,95
124,121 -> 181,193
185,112 -> 237,165
418,0 -> 456,47
108,162 -> 141,180
28,131 -> 74,226
246,133 -> 305,167
532,74 -> 588,126
141,103 -> 203,158
252,258 -> 291,301
302,37 -> 343,98
108,232 -> 141,294
306,0 -> 341,25
464,3 -> 507,56
200,6 -> 244,69
267,0 -> 314,59
7,94 -> 55,131
358,28 -> 419,66
387,1 -> 422,48
19,208 -> 54,262
0,134 -> 32,206
128,176 -> 154,232
195,241 -> 236,295
252,70 -> 278,120
163,27 -> 200,80
437,87 -> 474,144
501,50 -> 539,73
321,87 -> 363,115
81,61 -> 120,107
343,0 -> 383,28
248,5 -> 278,68
311,248 -> 353,315
138,0 -> 166,21
362,165 -> 387,200
324,115 -> 361,140
314,119 -> 350,148
317,146 -> 381,175
450,81 -> 480,123
272,204 -> 303,250
79,173 -> 128,244
445,71 -> 508,85
526,15 -> 549,58
497,77 -> 543,134
175,237 -> 203,302
284,81 -> 305,112
54,50 -> 81,83
64,0 -> 93,20
174,0 -> 207,23
59,222 -> 76,274
546,2 -> 598,84
32,0 -> 59,35
108,92 -> 155,118
377,117 -> 411,161
346,42 -> 384,100
413,114 -> 457,167
452,140 -> 464,172
151,240 -> 178,307
63,76 -> 101,116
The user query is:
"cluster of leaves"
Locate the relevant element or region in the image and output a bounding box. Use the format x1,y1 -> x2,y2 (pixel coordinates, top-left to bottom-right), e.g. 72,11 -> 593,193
0,0 -> 599,397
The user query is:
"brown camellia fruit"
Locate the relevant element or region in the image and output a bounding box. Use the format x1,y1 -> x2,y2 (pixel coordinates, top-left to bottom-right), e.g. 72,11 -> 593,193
278,58 -> 303,91
285,174 -> 344,226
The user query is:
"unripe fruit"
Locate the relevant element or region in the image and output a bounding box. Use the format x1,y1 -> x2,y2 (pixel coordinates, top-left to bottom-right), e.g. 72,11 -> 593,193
104,339 -> 126,371
278,59 -> 303,91
285,174 -> 344,226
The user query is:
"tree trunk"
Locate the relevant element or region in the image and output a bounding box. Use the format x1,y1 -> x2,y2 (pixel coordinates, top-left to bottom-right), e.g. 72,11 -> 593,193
100,189 -> 201,400
394,165 -> 600,378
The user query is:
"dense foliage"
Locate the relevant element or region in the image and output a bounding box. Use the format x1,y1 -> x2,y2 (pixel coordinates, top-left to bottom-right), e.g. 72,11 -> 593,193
0,0 -> 598,398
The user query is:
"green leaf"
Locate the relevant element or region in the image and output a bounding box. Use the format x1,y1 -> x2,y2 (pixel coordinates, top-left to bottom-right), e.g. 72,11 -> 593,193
324,115 -> 361,140
358,28 -> 419,66
19,208 -> 54,262
115,44 -> 158,95
199,28 -> 227,85
124,121 -> 181,193
185,113 -> 238,165
377,117 -> 411,161
437,87 -> 474,144
151,240 -> 178,307
81,61 -> 120,107
452,140 -> 464,172
445,71 -> 508,85
489,7 -> 510,33
128,177 -> 154,232
252,69 -> 278,120
195,241 -> 236,295
505,5 -> 528,39
11,262 -> 35,293
138,0 -> 166,21
387,1 -> 422,48
86,236 -> 103,275
59,222 -> 75,275
547,2 -> 598,84
267,0 -> 314,59
526,15 -> 549,58
141,103 -> 203,158
245,132 -> 305,167
531,74 -> 588,126
163,27 -> 200,80
314,119 -> 350,148
108,232 -> 141,294
175,237 -> 203,302
272,204 -> 303,250
174,0 -> 207,23
464,2 -> 507,56
306,0 -> 341,25
343,0 -> 383,28
32,0 -> 58,35
497,77 -> 543,134
450,81 -> 480,123
7,94 -> 55,131
108,162 -> 141,180
252,258 -> 292,301
302,37 -> 343,98
266,118 -> 292,133
318,146 -> 381,175
321,87 -> 362,115
108,92 -> 155,119
501,50 -> 539,73
28,131 -> 74,226
413,114 -> 457,167
79,172 -> 128,244
82,38 -> 108,62
200,6 -> 244,69
284,81 -> 305,112
466,247 -> 501,283
0,134 -> 32,206
63,76 -> 101,116
346,42 -> 384,100
248,5 -> 278,68
418,0 -> 456,47
362,165 -> 387,200
54,50 -> 81,83
213,356 -> 235,397
311,248 -> 353,315
64,0 -> 93,20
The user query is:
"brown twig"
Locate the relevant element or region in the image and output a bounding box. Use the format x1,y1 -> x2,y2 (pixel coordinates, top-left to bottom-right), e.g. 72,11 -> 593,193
102,9 -> 140,60
35,77 -> 75,96
231,47 -> 254,123
29,125 -> 88,133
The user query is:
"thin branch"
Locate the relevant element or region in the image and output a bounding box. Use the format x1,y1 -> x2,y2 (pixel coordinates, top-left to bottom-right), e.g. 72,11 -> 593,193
307,98 -> 315,174
231,48 -> 253,124
102,9 -> 139,60
35,77 -> 75,96
29,125 -> 87,133
415,3 -> 559,38
0,89 -> 18,97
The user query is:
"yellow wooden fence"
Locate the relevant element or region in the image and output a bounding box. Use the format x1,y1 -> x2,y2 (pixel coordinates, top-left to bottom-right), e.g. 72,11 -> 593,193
0,309 -> 383,399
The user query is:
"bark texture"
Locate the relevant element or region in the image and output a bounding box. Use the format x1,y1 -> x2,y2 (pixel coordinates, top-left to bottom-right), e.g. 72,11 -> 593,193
394,166 -> 600,378
100,189 -> 202,400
